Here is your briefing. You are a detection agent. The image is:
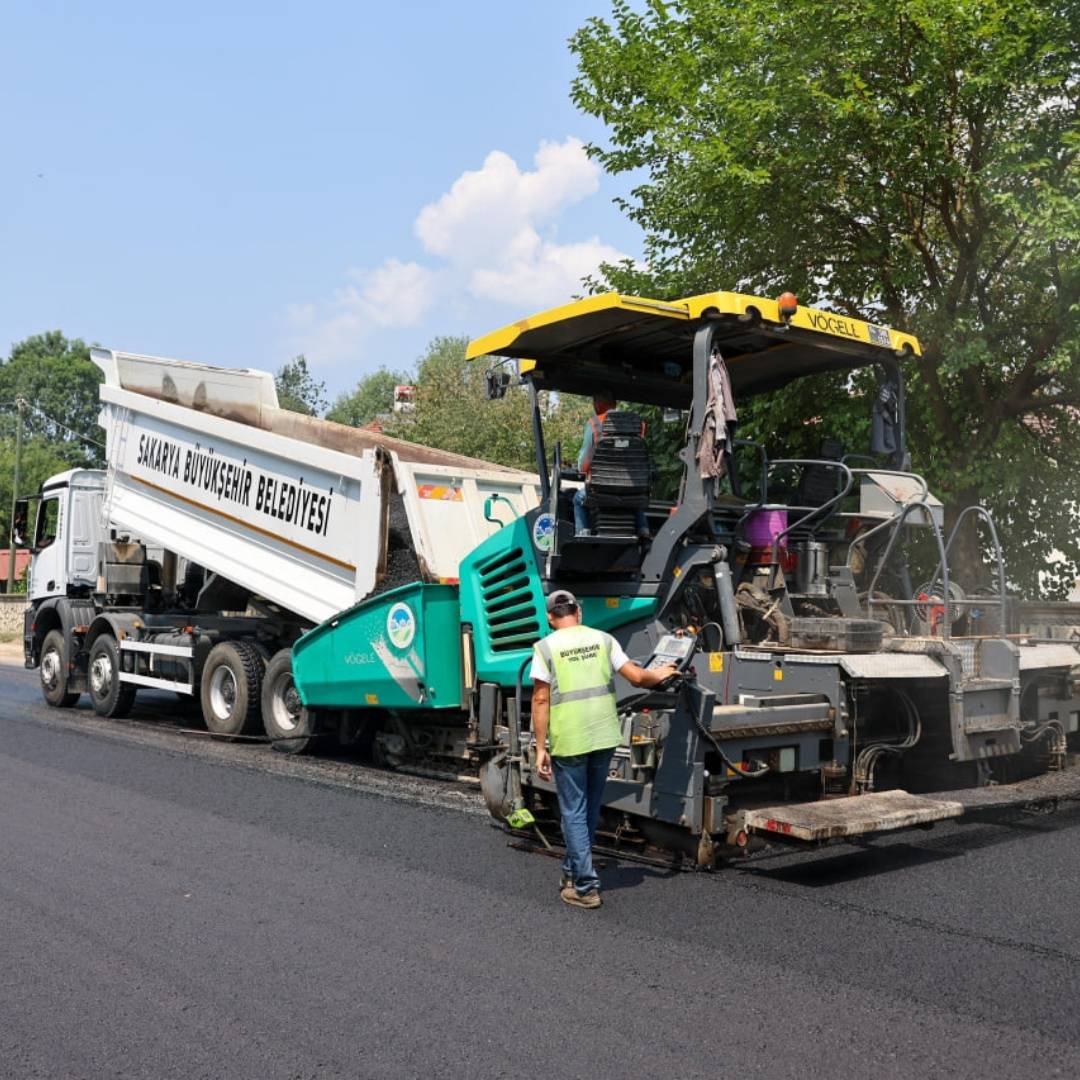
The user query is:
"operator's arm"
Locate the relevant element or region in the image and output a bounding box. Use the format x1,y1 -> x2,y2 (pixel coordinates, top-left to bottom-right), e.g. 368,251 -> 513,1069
576,422 -> 594,473
532,679 -> 552,781
618,660 -> 679,688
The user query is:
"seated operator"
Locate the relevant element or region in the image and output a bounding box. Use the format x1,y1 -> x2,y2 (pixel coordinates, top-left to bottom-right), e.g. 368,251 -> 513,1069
573,390 -> 649,539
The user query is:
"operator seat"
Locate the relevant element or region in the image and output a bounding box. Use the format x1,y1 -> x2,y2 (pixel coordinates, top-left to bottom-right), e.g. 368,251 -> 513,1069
583,410 -> 651,537
796,437 -> 844,509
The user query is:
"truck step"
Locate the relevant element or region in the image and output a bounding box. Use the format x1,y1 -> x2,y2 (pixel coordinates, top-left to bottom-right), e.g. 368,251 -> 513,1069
743,790 -> 963,843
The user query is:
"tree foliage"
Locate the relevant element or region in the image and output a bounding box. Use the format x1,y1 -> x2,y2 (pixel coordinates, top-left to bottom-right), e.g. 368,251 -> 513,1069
572,0 -> 1080,596
0,437 -> 75,559
389,336 -> 593,472
327,367 -> 408,428
0,332 -> 103,468
0,332 -> 105,552
275,355 -> 328,416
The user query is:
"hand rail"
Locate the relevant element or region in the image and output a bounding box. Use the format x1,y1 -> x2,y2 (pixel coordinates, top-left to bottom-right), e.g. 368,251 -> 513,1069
927,504 -> 1008,622
732,458 -> 853,543
483,494 -> 517,527
547,442 -> 563,560
732,438 -> 769,503
765,460 -> 854,589
844,470 -> 932,574
865,499 -> 953,638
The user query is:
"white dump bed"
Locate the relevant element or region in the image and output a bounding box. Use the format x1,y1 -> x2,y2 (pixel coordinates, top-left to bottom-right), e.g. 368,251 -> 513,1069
93,349 -> 540,625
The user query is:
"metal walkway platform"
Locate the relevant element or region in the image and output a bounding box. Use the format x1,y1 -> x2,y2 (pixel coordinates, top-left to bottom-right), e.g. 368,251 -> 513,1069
743,790 -> 964,842
743,767 -> 1080,844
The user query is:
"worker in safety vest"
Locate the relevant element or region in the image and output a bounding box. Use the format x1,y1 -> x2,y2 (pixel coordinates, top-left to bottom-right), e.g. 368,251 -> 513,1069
574,390 -> 649,538
530,589 -> 679,909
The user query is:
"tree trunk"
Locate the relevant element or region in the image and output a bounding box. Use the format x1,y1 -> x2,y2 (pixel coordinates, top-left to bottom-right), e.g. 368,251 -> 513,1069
942,486 -> 988,591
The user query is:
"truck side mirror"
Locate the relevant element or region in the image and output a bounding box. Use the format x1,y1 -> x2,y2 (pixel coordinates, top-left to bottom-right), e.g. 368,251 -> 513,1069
12,498 -> 28,547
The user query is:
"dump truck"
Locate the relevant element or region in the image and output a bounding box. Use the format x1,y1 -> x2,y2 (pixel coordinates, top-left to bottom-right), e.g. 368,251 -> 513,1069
21,291 -> 1080,865
20,348 -> 540,751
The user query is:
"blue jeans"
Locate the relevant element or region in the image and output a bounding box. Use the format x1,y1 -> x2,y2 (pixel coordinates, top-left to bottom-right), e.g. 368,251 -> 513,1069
573,487 -> 648,536
553,747 -> 615,895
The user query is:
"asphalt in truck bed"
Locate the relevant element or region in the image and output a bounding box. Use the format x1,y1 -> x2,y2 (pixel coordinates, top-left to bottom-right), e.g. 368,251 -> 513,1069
2,661 -> 1080,1079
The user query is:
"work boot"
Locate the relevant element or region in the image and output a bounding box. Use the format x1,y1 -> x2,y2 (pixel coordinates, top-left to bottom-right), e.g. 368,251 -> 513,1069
559,873 -> 572,892
560,885 -> 601,909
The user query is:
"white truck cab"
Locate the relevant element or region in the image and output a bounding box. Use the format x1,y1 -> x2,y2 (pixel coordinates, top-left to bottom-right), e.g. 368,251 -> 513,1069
25,469 -> 107,602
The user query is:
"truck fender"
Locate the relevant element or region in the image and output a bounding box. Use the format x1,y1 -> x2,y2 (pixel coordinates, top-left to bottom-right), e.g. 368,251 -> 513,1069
26,591 -> 97,665
27,597 -> 98,683
85,612 -> 144,656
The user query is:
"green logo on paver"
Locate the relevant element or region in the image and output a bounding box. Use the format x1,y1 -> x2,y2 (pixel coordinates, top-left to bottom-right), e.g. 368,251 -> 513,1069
532,513 -> 555,552
386,602 -> 416,650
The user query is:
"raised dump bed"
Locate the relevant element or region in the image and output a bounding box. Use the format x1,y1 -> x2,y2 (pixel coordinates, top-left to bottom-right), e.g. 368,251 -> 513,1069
92,349 -> 541,625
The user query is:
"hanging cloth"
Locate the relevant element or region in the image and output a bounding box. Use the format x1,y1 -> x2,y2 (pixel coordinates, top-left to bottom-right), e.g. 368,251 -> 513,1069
697,346 -> 738,479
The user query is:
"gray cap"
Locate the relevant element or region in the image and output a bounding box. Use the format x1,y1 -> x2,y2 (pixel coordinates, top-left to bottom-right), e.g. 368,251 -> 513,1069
546,589 -> 578,613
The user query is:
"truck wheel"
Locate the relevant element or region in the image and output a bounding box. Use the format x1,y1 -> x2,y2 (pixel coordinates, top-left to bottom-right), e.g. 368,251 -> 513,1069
261,649 -> 314,754
40,629 -> 80,708
88,634 -> 137,718
201,641 -> 263,738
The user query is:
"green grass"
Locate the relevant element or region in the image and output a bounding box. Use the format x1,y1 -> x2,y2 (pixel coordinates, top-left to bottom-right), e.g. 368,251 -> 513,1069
0,631 -> 20,644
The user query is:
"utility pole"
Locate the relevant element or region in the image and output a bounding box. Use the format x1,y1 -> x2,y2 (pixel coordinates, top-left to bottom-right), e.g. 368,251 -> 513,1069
6,397 -> 26,593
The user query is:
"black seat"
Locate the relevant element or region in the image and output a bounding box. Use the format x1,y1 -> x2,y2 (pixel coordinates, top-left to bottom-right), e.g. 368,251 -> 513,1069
584,411 -> 651,537
796,438 -> 844,508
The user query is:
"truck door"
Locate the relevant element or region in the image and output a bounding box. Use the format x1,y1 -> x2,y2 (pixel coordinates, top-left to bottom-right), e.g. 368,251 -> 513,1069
29,492 -> 65,601
69,485 -> 103,589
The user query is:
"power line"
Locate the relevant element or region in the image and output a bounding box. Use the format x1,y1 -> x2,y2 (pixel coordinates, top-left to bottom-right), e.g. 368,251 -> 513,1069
0,398 -> 105,450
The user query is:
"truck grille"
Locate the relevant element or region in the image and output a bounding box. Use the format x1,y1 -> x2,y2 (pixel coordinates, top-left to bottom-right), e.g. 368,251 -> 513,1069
478,547 -> 541,653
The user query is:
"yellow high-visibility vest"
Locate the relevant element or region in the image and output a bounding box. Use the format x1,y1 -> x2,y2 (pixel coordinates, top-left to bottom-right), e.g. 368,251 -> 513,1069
534,625 -> 621,757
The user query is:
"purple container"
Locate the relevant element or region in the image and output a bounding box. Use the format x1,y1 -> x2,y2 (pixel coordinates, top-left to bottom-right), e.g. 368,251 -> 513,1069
746,509 -> 788,547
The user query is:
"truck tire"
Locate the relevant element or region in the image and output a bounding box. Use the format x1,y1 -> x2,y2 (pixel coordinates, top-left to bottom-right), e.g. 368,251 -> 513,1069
261,649 -> 315,754
39,629 -> 79,708
88,634 -> 136,718
201,641 -> 263,738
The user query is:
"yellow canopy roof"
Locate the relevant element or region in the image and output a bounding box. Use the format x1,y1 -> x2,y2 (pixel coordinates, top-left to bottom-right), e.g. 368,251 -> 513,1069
467,291 -> 920,405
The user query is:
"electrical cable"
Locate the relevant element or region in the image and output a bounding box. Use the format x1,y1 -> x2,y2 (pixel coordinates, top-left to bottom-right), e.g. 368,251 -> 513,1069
678,677 -> 769,779
0,399 -> 105,449
695,621 -> 724,651
855,686 -> 921,791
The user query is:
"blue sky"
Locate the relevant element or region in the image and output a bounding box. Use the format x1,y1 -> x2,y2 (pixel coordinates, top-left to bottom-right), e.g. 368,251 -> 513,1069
0,1 -> 642,401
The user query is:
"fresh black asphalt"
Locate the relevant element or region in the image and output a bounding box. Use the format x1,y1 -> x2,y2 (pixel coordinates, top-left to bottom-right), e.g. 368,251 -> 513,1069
2,662 -> 1079,1079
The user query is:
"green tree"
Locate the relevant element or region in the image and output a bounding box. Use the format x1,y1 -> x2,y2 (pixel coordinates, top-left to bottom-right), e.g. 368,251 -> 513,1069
275,355 -> 328,416
0,437 -> 75,561
572,0 -> 1080,596
327,367 -> 408,427
392,336 -> 593,472
0,332 -> 104,467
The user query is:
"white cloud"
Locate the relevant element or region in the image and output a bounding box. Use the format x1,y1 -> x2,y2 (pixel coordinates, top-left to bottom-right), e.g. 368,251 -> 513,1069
470,233 -> 625,309
413,137 -> 622,308
285,137 -> 628,369
284,259 -> 437,363
415,139 -> 600,260
352,259 -> 437,327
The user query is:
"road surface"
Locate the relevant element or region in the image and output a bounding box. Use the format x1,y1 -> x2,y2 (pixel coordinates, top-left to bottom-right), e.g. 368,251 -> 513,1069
2,660 -> 1080,1079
